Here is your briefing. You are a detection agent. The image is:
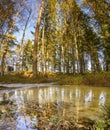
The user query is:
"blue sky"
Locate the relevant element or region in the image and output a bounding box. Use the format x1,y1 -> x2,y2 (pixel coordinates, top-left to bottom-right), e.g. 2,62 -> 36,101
14,0 -> 41,44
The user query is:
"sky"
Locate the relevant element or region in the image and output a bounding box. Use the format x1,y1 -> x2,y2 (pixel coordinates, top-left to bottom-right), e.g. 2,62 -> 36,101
14,0 -> 41,44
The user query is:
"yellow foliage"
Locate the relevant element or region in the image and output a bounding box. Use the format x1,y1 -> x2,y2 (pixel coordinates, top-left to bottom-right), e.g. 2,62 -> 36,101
2,34 -> 16,40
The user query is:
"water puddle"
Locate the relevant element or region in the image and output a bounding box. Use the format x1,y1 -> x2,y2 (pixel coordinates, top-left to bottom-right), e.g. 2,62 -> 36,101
0,85 -> 110,129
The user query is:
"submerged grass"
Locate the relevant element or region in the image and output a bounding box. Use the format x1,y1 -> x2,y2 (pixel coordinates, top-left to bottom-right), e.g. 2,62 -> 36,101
1,99 -> 109,130
0,71 -> 110,87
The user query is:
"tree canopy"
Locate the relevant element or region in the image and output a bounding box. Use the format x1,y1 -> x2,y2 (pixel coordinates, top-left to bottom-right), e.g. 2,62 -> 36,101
0,0 -> 110,76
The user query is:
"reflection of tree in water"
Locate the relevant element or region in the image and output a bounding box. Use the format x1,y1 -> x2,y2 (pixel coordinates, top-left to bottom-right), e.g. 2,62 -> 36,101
0,86 -> 109,130
18,101 -> 94,130
12,86 -> 109,127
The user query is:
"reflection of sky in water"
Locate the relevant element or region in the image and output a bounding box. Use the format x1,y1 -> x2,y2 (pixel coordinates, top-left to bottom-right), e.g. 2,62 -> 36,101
84,90 -> 93,106
99,91 -> 106,106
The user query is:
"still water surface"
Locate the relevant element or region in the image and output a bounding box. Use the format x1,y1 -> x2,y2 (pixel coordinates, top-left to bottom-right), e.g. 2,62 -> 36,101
0,85 -> 110,130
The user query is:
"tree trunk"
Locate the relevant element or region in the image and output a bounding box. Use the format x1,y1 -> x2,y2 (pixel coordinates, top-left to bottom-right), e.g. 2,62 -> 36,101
41,21 -> 45,73
1,54 -> 6,76
74,33 -> 79,73
21,9 -> 32,71
66,47 -> 69,74
33,0 -> 44,77
58,45 -> 62,72
1,49 -> 7,76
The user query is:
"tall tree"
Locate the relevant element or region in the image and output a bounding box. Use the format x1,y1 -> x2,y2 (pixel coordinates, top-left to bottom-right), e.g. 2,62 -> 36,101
0,0 -> 16,75
20,8 -> 32,71
82,0 -> 110,71
33,0 -> 44,77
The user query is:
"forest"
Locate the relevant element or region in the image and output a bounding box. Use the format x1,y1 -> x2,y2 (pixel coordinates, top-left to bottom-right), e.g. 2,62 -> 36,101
0,0 -> 110,129
0,0 -> 110,84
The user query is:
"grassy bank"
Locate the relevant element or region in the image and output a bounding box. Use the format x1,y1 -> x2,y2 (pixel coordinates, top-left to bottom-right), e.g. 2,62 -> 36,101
0,71 -> 110,87
0,71 -> 48,84
55,72 -> 110,87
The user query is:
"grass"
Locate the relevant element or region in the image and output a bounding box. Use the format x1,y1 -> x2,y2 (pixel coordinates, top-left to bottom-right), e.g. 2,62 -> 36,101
94,105 -> 110,129
0,71 -> 49,84
0,71 -> 110,87
55,72 -> 110,87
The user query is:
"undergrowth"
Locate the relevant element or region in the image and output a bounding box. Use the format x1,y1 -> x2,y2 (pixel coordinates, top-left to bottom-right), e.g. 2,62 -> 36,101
0,71 -> 110,87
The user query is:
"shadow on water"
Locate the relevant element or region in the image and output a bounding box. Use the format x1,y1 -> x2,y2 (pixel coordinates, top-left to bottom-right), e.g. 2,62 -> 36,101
0,85 -> 110,129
